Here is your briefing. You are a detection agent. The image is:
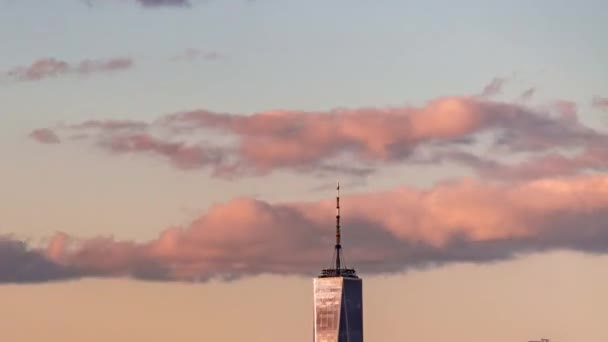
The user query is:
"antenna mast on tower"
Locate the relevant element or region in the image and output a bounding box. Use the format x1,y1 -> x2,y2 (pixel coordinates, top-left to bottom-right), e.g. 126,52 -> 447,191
320,181 -> 357,278
335,181 -> 342,271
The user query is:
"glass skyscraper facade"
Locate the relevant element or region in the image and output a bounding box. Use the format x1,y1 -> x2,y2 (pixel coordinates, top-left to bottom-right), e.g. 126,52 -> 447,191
313,275 -> 363,342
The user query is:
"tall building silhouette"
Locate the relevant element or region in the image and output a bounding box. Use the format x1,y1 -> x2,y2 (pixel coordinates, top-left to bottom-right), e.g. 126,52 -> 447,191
313,182 -> 363,342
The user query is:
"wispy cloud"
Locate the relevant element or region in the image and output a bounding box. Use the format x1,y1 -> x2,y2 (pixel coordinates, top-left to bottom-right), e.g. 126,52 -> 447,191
5,173 -> 608,283
4,57 -> 133,82
31,95 -> 607,180
29,129 -> 61,144
520,87 -> 536,101
137,0 -> 191,7
102,133 -> 225,170
480,77 -> 506,97
425,147 -> 608,182
171,48 -> 225,62
592,96 -> 608,110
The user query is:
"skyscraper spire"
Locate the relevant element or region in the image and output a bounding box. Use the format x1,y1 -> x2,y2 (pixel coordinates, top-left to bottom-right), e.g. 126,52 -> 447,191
314,182 -> 363,342
335,181 -> 342,271
320,181 -> 357,278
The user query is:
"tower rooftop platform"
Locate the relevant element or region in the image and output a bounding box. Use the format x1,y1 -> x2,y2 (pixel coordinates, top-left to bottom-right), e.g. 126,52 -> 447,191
318,268 -> 359,278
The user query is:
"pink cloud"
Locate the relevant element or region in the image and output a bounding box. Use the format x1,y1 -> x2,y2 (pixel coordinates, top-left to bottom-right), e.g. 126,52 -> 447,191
5,57 -> 133,82
71,119 -> 149,131
417,139 -> 608,182
592,96 -> 608,110
75,58 -> 133,74
101,133 -> 224,169
31,96 -> 608,179
29,129 -> 61,144
5,173 -> 608,283
477,148 -> 608,181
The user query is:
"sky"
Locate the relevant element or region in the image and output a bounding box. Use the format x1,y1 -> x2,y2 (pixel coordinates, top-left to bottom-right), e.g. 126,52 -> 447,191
1,0 -> 608,341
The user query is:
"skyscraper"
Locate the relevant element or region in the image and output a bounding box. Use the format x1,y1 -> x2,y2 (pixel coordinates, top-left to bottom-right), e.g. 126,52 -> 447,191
313,182 -> 363,342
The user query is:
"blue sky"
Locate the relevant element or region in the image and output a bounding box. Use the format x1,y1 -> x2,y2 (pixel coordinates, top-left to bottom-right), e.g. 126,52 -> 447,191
2,0 -> 606,123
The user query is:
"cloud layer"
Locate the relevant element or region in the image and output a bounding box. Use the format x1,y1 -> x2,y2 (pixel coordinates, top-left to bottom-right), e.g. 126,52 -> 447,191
32,95 -> 608,180
19,83 -> 608,284
5,173 -> 608,283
